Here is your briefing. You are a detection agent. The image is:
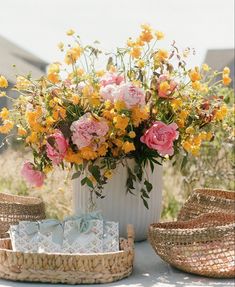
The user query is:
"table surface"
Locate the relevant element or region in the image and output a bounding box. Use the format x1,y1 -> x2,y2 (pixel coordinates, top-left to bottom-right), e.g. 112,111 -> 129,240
0,240 -> 234,287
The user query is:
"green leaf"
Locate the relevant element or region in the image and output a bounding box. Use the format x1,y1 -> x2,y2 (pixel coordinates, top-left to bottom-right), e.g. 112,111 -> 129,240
89,165 -> 101,182
141,196 -> 149,209
144,180 -> 153,193
181,156 -> 188,170
86,178 -> 94,189
81,177 -> 87,186
72,171 -> 81,180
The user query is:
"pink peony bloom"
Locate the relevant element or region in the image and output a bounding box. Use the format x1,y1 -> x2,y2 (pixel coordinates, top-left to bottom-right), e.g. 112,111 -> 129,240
71,113 -> 109,150
46,131 -> 68,165
100,84 -> 117,102
114,82 -> 146,108
140,121 -> 179,156
21,162 -> 45,187
100,72 -> 124,87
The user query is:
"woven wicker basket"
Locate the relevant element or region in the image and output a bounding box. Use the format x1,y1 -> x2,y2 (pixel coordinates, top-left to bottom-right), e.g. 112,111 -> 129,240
0,193 -> 46,238
148,213 -> 235,278
178,188 -> 235,221
0,225 -> 134,284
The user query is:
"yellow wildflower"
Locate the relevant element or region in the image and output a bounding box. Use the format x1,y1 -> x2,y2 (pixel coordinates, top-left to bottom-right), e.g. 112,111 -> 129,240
223,67 -> 230,75
154,49 -> 168,62
66,29 -> 75,36
202,63 -> 210,71
214,105 -> 228,120
128,131 -> 136,138
171,98 -> 183,111
159,81 -> 170,94
46,116 -> 55,126
122,141 -> 135,153
139,29 -> 153,43
26,132 -> 38,144
65,149 -> 83,164
47,73 -> 60,83
52,106 -> 67,120
191,146 -> 200,156
0,76 -> 8,88
96,70 -> 105,77
222,75 -> 232,86
113,115 -> 129,130
97,143 -> 108,156
80,146 -> 97,160
192,81 -> 202,91
104,170 -> 113,179
114,100 -> 126,111
0,121 -> 14,134
113,138 -> 123,148
182,140 -> 191,152
70,94 -> 80,105
185,126 -> 195,134
0,107 -> 9,120
130,47 -> 142,59
189,67 -> 201,82
131,107 -> 149,127
43,165 -> 53,174
17,126 -> 27,136
65,45 -> 82,65
48,63 -> 60,74
137,60 -> 145,68
16,76 -> 31,90
205,132 -> 213,141
127,38 -> 135,47
179,110 -> 189,120
155,31 -> 164,40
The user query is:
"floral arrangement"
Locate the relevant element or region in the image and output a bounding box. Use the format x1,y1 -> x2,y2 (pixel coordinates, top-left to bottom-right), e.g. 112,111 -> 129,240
0,25 -> 231,207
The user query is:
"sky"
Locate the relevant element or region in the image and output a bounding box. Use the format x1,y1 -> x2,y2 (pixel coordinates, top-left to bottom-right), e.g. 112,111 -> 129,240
0,0 -> 234,69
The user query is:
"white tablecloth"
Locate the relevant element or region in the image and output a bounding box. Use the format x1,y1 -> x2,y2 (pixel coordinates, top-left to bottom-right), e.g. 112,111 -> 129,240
0,241 -> 234,287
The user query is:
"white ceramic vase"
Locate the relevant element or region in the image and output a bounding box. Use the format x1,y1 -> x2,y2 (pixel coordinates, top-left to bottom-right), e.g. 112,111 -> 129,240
72,160 -> 163,241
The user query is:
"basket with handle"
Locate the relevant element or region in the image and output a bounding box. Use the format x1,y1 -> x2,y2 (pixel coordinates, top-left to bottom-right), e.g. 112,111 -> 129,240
0,224 -> 135,284
0,193 -> 46,238
178,188 -> 235,221
148,213 -> 235,278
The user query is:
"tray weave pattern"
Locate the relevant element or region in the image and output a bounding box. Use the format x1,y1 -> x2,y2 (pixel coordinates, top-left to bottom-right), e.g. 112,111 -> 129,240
0,193 -> 46,238
148,213 -> 235,278
178,188 -> 235,221
0,225 -> 134,284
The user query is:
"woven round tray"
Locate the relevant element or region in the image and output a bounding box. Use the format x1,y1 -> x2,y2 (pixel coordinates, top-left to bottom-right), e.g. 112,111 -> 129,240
178,188 -> 235,221
0,193 -> 46,238
0,225 -> 134,284
148,213 -> 235,278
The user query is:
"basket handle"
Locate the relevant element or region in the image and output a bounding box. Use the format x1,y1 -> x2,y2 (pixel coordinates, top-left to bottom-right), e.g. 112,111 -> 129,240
127,224 -> 135,247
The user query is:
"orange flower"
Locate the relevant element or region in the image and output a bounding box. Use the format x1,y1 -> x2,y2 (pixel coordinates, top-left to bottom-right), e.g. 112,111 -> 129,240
130,47 -> 142,59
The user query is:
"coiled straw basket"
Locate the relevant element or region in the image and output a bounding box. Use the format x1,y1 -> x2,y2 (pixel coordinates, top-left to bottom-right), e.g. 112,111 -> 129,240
0,225 -> 134,284
178,188 -> 235,221
0,193 -> 46,238
148,213 -> 235,278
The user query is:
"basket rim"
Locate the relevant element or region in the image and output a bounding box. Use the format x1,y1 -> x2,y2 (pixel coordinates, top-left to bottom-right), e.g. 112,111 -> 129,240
193,188 -> 235,200
0,192 -> 44,207
149,212 -> 235,231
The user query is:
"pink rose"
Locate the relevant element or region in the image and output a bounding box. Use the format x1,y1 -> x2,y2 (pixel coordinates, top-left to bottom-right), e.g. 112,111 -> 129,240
71,113 -> 109,150
140,121 -> 179,156
100,72 -> 124,87
46,131 -> 68,165
114,82 -> 146,108
21,162 -> 45,187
